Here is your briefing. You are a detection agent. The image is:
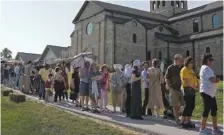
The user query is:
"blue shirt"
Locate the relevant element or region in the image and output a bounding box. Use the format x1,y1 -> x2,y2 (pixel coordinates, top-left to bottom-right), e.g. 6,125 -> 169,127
141,69 -> 149,88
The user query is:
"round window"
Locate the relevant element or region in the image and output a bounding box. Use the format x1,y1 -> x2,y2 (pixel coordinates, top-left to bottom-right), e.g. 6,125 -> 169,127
86,22 -> 93,35
132,21 -> 137,27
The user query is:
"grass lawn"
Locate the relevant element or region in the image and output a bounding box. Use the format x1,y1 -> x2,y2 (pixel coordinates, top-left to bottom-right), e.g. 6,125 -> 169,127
1,96 -> 140,135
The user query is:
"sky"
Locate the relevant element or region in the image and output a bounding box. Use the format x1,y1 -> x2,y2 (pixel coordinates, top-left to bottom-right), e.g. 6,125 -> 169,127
0,0 -> 216,58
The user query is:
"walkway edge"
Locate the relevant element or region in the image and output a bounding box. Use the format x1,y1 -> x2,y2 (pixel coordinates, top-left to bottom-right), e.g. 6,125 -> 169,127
10,89 -> 160,135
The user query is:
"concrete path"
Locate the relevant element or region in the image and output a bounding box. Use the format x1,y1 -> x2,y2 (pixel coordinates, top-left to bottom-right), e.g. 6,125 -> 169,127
9,89 -> 223,135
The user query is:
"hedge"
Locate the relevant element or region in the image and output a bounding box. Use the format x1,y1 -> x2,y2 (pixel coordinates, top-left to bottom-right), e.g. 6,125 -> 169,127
9,93 -> 26,103
2,89 -> 13,96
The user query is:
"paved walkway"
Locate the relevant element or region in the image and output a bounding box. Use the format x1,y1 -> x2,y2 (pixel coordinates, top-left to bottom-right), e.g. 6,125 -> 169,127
10,89 -> 223,135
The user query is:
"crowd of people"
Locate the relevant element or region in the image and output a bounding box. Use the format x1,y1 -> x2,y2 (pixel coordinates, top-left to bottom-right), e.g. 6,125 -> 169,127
1,53 -> 222,135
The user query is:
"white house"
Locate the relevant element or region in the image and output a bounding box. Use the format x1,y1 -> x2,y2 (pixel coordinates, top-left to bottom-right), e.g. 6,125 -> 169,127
39,45 -> 71,65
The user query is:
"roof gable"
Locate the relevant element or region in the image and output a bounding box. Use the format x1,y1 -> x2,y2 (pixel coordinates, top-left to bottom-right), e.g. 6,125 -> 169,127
39,45 -> 68,61
72,1 -> 103,23
15,52 -> 41,62
91,1 -> 168,22
124,19 -> 147,29
73,0 -> 168,24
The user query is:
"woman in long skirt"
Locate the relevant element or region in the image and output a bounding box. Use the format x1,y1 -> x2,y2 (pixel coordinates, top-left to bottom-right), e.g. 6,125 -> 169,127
130,60 -> 143,120
147,59 -> 164,118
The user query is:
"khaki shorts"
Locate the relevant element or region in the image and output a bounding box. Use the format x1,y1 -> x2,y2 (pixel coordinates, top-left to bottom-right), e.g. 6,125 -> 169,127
169,88 -> 185,107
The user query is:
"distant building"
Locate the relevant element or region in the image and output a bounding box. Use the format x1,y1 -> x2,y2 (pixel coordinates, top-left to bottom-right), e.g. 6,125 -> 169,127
39,45 -> 70,64
15,52 -> 41,64
70,0 -> 223,75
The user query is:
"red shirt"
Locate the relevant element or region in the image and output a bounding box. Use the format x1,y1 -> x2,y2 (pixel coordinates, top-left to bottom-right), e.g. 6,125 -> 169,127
45,79 -> 52,88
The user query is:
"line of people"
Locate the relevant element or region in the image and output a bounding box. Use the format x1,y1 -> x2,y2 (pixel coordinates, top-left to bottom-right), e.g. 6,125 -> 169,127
1,53 -> 222,135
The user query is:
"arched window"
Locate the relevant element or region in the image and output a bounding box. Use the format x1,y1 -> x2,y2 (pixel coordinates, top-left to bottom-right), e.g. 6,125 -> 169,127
181,1 -> 184,8
147,51 -> 151,60
162,1 -> 165,6
133,34 -> 137,43
157,1 -> 160,8
212,14 -> 220,29
152,1 -> 156,10
186,50 -> 190,57
193,19 -> 199,33
159,51 -> 162,60
171,1 -> 174,6
176,1 -> 180,7
206,47 -> 210,53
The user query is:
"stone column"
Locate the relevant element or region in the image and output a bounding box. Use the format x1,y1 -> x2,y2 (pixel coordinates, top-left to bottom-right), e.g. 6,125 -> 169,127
184,1 -> 188,9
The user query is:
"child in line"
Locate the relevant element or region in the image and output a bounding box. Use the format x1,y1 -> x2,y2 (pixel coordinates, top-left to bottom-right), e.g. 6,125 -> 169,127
99,64 -> 110,111
45,73 -> 53,102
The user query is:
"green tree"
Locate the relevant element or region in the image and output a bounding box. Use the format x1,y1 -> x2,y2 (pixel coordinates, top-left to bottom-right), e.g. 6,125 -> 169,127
1,48 -> 12,59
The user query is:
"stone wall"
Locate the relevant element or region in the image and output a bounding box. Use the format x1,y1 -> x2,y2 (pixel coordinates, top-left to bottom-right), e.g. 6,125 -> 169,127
114,21 -> 146,65
170,9 -> 223,36
71,11 -> 105,63
194,36 -> 223,74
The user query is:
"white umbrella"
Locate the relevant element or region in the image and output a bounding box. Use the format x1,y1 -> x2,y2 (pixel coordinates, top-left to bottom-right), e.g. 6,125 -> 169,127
71,52 -> 94,68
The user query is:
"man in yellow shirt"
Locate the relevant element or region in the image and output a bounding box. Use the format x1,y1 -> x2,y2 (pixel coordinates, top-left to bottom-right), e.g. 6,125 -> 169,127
38,64 -> 50,100
180,57 -> 198,128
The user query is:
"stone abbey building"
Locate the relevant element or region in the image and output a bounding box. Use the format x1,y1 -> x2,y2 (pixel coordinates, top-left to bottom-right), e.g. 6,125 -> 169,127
70,0 -> 223,74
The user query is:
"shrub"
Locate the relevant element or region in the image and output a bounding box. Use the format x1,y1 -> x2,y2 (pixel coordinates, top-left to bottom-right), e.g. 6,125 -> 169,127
217,81 -> 223,91
9,93 -> 26,103
2,89 -> 13,96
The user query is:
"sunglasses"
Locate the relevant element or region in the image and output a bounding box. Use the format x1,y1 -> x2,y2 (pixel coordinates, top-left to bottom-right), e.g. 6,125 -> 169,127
209,58 -> 214,61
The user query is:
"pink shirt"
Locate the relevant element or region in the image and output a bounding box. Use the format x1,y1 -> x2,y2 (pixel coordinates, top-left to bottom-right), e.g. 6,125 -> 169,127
101,72 -> 109,90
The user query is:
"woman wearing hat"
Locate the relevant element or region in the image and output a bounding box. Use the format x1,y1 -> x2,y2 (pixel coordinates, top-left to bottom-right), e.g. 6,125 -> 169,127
130,60 -> 143,120
111,64 -> 124,112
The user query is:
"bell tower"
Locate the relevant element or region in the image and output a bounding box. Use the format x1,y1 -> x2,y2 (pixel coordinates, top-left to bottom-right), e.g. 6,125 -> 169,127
150,1 -> 188,17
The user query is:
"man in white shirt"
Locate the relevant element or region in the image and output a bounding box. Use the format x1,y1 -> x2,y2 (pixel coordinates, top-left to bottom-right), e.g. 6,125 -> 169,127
199,54 -> 222,135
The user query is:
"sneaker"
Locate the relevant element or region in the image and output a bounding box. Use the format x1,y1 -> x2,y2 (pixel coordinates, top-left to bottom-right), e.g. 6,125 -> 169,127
212,128 -> 223,135
181,123 -> 189,129
199,128 -> 211,135
186,122 -> 195,128
81,107 -> 87,111
176,119 -> 181,126
86,107 -> 91,111
95,109 -> 100,113
91,109 -> 97,113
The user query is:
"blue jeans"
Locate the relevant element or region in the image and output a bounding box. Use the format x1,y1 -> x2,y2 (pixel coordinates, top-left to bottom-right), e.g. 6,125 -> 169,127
15,74 -> 20,88
39,80 -> 45,99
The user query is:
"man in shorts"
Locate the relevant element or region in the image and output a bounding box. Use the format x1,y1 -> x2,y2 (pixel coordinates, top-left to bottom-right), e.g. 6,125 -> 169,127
165,54 -> 184,125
